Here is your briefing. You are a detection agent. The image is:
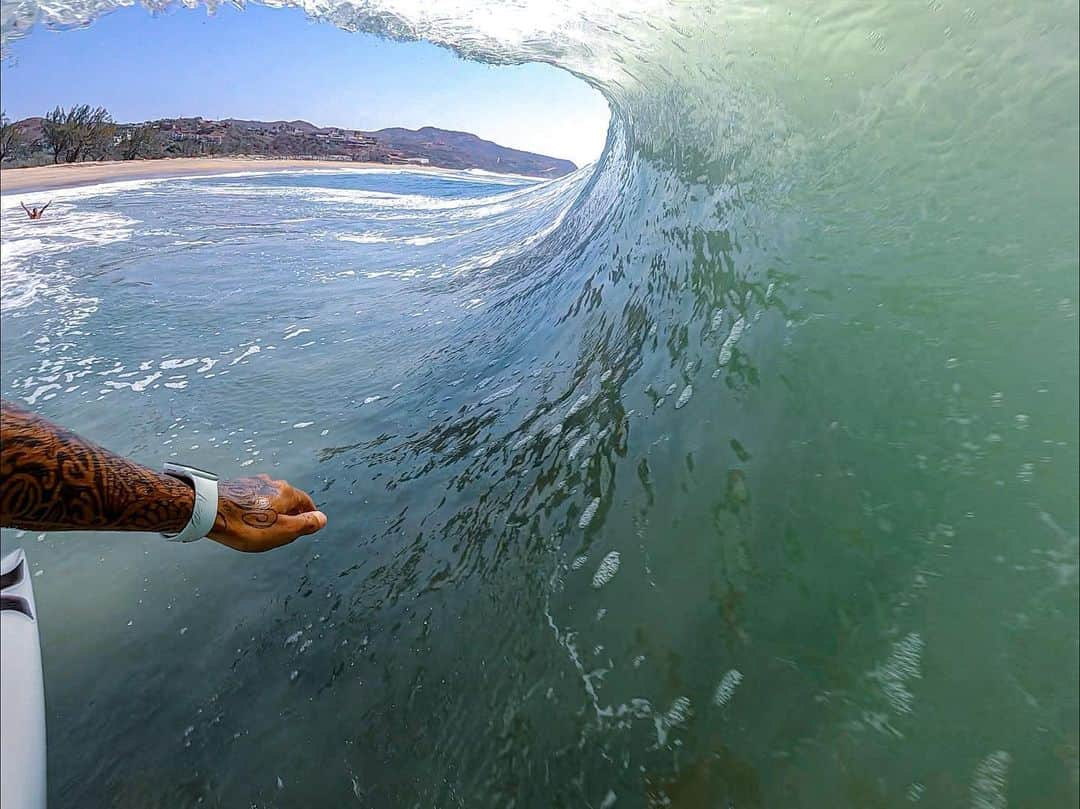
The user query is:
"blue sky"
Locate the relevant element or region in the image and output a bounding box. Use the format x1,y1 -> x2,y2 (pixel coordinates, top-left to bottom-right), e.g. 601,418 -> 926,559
0,5 -> 609,166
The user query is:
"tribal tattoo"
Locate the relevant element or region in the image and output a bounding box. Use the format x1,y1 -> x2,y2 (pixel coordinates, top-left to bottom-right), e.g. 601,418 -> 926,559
0,399 -> 194,533
215,477 -> 280,531
1,399 -> 327,551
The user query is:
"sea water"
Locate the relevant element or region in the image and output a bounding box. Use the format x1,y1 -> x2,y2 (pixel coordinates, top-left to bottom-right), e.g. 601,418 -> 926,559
1,1 -> 1078,806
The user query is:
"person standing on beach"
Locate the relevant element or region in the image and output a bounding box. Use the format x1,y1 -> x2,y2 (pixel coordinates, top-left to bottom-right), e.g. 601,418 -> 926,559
0,399 -> 327,551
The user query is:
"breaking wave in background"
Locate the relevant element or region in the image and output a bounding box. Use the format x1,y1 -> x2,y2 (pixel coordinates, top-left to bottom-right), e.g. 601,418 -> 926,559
1,1 -> 1078,807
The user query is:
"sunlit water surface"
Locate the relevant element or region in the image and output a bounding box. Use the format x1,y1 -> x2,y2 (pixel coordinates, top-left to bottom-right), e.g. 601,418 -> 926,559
1,0 -> 1078,806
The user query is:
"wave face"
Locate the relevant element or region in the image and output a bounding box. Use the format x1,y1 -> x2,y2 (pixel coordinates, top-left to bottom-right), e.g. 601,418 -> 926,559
2,2 -> 1079,807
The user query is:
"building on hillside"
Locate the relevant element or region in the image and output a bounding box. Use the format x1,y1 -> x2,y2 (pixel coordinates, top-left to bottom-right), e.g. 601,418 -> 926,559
315,129 -> 376,145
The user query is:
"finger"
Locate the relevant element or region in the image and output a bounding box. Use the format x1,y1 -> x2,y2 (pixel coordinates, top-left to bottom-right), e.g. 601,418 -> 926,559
289,488 -> 317,515
276,510 -> 328,540
270,482 -> 315,515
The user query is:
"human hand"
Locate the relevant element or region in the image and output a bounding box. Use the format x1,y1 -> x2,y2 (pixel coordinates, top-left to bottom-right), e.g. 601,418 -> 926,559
208,474 -> 327,553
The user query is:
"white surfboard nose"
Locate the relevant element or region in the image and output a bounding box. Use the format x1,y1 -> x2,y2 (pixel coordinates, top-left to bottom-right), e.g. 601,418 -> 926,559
1,549 -> 48,809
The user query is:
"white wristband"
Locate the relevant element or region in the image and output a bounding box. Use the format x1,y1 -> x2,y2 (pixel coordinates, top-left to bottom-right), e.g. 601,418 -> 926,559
161,463 -> 219,543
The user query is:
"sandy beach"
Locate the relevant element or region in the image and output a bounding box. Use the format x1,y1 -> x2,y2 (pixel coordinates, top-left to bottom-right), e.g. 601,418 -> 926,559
0,157 -> 436,195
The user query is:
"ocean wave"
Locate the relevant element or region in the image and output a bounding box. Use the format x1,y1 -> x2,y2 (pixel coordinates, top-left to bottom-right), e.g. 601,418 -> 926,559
0,1 -> 1075,807
0,205 -> 136,312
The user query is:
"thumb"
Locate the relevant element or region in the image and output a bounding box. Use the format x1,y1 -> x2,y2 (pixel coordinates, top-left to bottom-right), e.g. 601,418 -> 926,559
278,510 -> 328,539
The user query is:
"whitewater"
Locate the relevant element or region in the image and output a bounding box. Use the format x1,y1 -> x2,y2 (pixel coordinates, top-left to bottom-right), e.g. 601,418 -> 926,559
1,1 -> 1077,807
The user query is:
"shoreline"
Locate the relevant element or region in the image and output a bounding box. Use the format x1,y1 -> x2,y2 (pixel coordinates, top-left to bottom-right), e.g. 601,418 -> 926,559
0,156 -> 450,195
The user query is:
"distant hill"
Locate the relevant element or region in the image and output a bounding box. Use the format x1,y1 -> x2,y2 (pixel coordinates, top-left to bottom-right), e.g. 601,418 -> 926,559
11,116 -> 44,143
370,126 -> 577,177
5,115 -> 578,178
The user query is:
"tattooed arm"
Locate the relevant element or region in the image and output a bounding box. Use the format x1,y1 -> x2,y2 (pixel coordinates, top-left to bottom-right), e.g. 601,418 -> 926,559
0,399 -> 327,552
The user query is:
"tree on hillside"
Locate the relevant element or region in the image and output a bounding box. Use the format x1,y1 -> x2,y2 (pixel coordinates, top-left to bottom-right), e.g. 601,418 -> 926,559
42,105 -> 115,163
41,108 -> 72,163
86,117 -> 118,161
117,125 -> 159,160
0,112 -> 23,162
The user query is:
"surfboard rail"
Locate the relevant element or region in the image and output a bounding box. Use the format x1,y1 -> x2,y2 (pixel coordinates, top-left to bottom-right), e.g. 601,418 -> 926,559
1,548 -> 48,809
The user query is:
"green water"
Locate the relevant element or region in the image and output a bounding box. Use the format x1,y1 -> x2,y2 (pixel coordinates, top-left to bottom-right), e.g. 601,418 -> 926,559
0,0 -> 1077,805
